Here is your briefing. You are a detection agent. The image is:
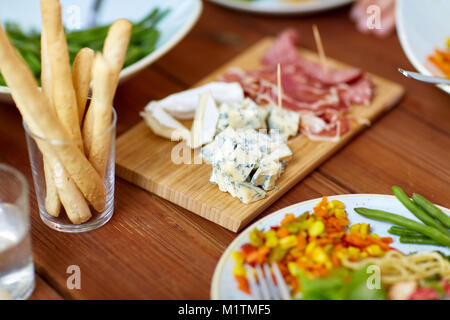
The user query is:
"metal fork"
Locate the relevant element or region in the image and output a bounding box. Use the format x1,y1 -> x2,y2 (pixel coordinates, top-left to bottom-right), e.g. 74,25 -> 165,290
398,68 -> 450,85
245,263 -> 291,300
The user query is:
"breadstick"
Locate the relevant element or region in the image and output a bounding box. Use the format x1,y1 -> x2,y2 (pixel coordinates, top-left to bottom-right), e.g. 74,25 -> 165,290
41,32 -> 61,217
41,0 -> 81,141
102,19 -> 132,94
45,151 -> 92,224
0,25 -> 106,212
72,48 -> 94,125
83,19 -> 131,154
85,54 -> 114,178
41,32 -> 91,222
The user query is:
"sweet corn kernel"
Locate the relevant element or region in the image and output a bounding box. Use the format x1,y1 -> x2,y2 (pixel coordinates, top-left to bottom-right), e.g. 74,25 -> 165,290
331,200 -> 345,209
325,260 -> 333,270
361,252 -> 368,258
312,247 -> 329,264
366,244 -> 383,256
280,235 -> 298,250
232,251 -> 244,265
308,220 -> 325,237
233,265 -> 246,277
334,208 -> 346,219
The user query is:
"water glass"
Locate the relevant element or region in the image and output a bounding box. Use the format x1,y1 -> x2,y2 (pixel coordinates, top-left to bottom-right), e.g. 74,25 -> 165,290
24,109 -> 117,233
0,164 -> 35,300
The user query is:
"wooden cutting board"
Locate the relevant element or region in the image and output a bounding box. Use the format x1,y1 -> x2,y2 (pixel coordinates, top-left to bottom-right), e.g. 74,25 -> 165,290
115,38 -> 404,232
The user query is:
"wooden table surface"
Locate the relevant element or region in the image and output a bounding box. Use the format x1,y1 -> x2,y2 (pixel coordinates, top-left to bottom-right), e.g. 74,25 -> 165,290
1,2 -> 449,300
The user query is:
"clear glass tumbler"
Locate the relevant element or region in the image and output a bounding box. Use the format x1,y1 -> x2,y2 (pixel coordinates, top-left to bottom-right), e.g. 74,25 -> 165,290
0,164 -> 35,300
24,109 -> 116,233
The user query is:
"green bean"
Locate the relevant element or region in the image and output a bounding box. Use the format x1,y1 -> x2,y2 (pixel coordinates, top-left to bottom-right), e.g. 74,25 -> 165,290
388,226 -> 423,237
0,7 -> 168,88
412,193 -> 450,228
399,236 -> 443,246
392,186 -> 450,236
354,207 -> 450,247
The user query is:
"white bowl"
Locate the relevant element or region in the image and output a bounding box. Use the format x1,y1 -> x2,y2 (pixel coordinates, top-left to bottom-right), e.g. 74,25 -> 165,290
396,0 -> 450,94
0,0 -> 203,103
209,0 -> 354,15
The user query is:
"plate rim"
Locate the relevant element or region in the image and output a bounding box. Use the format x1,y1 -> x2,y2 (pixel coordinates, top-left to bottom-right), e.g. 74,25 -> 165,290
208,0 -> 354,15
395,0 -> 450,94
210,193 -> 450,300
0,0 -> 203,96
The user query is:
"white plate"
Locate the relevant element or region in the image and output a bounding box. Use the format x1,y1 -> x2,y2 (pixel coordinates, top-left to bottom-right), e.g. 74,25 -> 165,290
396,0 -> 450,94
209,0 -> 354,15
211,194 -> 450,300
0,0 -> 202,103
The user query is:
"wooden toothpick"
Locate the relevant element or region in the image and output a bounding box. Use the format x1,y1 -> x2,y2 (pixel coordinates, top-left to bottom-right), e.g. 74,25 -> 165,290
277,63 -> 283,109
313,24 -> 328,75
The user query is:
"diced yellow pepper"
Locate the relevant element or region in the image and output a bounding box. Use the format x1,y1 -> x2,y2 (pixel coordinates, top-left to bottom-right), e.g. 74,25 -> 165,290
265,236 -> 279,248
280,235 -> 298,250
366,244 -> 383,256
312,247 -> 328,264
331,200 -> 345,209
305,241 -> 317,255
232,251 -> 244,265
290,248 -> 302,258
233,265 -> 246,277
371,233 -> 380,240
264,230 -> 277,239
323,244 -> 333,254
360,223 -> 370,237
348,246 -> 361,260
350,224 -> 361,233
308,220 -> 325,237
334,208 -> 346,219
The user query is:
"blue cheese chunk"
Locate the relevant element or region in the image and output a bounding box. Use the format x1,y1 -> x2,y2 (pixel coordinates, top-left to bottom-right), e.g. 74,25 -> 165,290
234,182 -> 266,204
201,141 -> 217,164
268,107 -> 300,139
251,159 -> 282,191
217,98 -> 268,132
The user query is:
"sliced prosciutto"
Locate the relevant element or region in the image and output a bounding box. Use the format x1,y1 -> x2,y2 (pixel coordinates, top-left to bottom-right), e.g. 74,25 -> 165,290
220,29 -> 375,139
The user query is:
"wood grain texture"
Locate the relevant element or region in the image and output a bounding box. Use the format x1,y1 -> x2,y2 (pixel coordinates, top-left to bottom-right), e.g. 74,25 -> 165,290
115,38 -> 404,232
29,275 -> 63,300
0,1 -> 448,299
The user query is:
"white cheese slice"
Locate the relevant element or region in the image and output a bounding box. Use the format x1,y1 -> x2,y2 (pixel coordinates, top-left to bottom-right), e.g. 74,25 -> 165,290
189,92 -> 219,149
141,105 -> 190,142
144,82 -> 244,120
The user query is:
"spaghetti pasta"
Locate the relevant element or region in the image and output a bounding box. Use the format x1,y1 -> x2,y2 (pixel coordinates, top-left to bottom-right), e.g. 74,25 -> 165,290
342,250 -> 450,285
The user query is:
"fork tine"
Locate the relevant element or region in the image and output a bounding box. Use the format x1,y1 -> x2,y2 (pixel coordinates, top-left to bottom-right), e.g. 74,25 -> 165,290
245,265 -> 262,300
254,265 -> 271,300
263,264 -> 280,300
272,263 -> 291,300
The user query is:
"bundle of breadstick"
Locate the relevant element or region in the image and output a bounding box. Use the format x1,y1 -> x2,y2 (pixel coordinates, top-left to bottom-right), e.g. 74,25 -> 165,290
0,0 -> 131,225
